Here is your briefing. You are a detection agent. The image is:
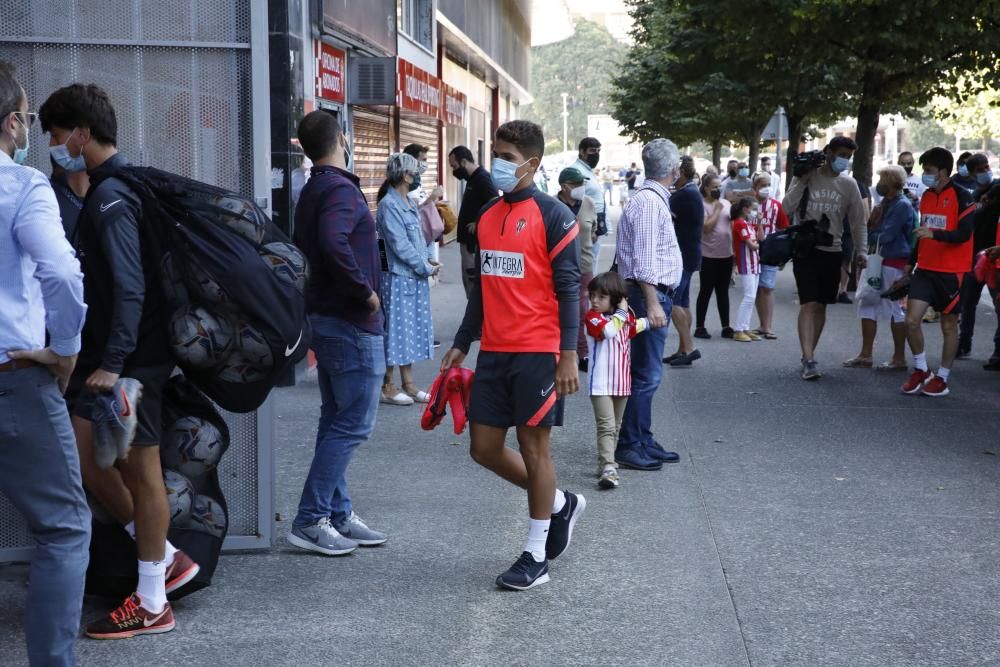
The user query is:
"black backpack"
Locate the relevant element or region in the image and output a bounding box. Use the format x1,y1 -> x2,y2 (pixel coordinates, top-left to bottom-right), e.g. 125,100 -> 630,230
111,166 -> 310,413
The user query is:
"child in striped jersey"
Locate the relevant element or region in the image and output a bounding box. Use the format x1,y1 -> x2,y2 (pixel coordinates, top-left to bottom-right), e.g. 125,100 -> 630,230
731,198 -> 761,342
584,272 -> 649,489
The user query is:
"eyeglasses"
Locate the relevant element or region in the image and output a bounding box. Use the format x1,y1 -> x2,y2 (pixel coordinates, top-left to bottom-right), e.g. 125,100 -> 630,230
12,111 -> 37,128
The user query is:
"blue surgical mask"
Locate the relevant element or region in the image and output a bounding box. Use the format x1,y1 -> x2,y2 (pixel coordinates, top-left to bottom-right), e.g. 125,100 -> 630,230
831,157 -> 849,174
922,173 -> 937,188
9,114 -> 29,165
978,171 -> 994,185
491,157 -> 530,193
49,129 -> 86,172
958,164 -> 969,177
738,167 -> 749,178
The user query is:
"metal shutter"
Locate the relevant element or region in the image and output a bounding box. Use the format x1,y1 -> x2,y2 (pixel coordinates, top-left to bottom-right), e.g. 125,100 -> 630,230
399,116 -> 439,191
352,107 -> 392,211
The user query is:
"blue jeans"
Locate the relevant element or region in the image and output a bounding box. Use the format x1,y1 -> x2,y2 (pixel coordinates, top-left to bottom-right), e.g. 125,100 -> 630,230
0,366 -> 90,667
617,284 -> 672,451
295,314 -> 385,527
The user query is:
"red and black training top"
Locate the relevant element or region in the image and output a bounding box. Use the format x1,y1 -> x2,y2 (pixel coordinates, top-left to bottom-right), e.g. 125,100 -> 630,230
916,181 -> 976,273
454,184 -> 581,354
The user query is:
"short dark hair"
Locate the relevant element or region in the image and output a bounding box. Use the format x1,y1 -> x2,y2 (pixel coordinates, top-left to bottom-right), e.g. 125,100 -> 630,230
826,136 -> 857,153
403,143 -> 428,158
496,120 -> 544,160
679,155 -> 696,180
919,147 -> 953,174
297,110 -> 341,162
578,137 -> 601,152
588,271 -> 628,309
898,151 -> 913,161
39,83 -> 117,145
957,151 -> 972,166
449,145 -> 474,163
966,153 -> 989,171
733,197 -> 755,221
760,156 -> 771,163
0,60 -> 23,119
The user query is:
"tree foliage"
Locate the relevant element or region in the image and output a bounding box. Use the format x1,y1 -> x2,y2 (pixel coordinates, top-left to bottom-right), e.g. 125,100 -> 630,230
613,0 -> 1000,184
522,19 -> 628,154
930,72 -> 1000,150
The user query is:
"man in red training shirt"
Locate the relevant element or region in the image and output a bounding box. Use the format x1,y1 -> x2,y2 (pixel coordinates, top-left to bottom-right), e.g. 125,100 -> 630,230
441,120 -> 585,591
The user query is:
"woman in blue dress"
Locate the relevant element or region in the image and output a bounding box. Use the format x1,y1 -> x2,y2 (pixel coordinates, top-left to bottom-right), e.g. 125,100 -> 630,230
376,152 -> 440,405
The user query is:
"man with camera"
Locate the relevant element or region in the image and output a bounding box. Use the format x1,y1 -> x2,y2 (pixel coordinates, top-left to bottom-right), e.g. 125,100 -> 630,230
782,136 -> 867,380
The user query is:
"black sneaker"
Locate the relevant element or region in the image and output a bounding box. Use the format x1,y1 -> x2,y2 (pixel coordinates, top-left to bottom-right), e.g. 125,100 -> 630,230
578,357 -> 589,373
496,552 -> 550,590
546,491 -> 586,561
721,327 -> 735,339
693,327 -> 711,339
837,292 -> 852,304
433,340 -> 441,348
956,346 -> 971,359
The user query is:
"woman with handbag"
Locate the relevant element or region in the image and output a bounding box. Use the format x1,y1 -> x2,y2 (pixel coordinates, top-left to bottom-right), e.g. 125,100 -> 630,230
843,165 -> 914,369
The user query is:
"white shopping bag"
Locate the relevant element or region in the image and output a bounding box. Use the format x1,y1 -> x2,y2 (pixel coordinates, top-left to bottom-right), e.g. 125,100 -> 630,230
857,237 -> 884,308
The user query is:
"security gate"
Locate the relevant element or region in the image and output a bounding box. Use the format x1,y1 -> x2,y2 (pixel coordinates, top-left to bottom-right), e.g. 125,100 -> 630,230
0,0 -> 274,558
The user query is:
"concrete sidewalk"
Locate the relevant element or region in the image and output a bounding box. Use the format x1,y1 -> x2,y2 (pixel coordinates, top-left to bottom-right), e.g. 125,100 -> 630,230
2,205 -> 1000,666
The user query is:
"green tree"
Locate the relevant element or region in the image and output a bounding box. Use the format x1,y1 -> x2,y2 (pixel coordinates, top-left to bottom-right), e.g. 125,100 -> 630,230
930,72 -> 1000,152
522,19 -> 628,154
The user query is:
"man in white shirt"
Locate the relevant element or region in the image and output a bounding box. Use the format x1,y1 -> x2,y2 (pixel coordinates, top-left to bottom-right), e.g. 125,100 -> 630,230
0,60 -> 90,667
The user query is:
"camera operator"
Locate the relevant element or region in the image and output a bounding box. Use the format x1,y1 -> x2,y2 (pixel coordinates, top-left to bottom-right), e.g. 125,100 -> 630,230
781,136 -> 867,380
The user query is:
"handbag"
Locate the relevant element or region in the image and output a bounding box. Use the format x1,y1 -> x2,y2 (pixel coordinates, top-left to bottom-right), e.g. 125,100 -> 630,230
419,201 -> 445,245
759,229 -> 794,266
856,237 -> 884,308
436,202 -> 458,236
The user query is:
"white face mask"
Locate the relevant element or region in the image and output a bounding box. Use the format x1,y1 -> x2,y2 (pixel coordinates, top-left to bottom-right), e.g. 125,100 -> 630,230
570,185 -> 586,201
758,187 -> 772,198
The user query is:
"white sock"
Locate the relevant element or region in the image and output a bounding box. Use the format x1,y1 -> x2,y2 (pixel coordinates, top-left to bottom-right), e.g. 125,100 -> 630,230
164,540 -> 178,566
937,367 -> 950,381
125,521 -> 177,566
523,519 -> 550,563
551,489 -> 566,515
913,353 -> 928,372
136,560 -> 167,613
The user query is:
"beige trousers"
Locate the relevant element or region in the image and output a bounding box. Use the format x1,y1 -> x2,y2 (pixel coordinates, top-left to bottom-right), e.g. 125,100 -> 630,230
591,395 -> 628,468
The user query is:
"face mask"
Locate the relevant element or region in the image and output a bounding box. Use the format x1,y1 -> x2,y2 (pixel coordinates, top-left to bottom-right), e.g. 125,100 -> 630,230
50,129 -> 86,172
585,153 -> 599,169
491,157 -> 530,192
709,188 -> 721,200
875,183 -> 888,197
418,160 -> 428,174
408,172 -> 422,192
570,185 -> 586,201
831,157 -> 849,174
958,164 -> 968,177
901,164 -> 913,175
758,187 -> 772,198
738,168 -> 749,178
978,171 -> 993,185
452,166 -> 466,180
8,114 -> 29,165
922,173 -> 937,188
761,165 -> 771,173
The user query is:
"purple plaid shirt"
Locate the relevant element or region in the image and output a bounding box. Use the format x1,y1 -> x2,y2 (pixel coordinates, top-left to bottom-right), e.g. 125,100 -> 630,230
293,165 -> 384,334
615,180 -> 683,288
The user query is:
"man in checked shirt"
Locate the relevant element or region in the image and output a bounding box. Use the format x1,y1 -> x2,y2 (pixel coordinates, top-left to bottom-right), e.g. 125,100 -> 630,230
613,138 -> 684,472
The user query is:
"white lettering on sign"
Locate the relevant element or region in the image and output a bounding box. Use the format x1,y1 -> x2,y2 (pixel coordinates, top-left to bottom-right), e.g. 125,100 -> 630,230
480,250 -> 524,279
405,73 -> 441,108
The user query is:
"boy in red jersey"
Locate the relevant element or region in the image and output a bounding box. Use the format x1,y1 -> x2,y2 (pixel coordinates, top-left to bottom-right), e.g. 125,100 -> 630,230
441,120 -> 585,590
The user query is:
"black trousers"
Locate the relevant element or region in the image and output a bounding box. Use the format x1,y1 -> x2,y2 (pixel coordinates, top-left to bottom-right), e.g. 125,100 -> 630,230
696,256 -> 733,329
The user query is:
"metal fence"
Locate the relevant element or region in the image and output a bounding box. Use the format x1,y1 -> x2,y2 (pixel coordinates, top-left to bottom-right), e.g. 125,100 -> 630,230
0,0 -> 273,559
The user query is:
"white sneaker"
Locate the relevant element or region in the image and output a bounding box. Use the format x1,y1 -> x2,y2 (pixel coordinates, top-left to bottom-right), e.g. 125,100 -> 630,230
380,390 -> 414,406
598,465 -> 620,489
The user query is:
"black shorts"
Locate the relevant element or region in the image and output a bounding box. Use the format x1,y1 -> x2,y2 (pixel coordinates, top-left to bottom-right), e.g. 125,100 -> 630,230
909,269 -> 963,314
793,248 -> 842,305
468,351 -> 564,428
68,364 -> 175,445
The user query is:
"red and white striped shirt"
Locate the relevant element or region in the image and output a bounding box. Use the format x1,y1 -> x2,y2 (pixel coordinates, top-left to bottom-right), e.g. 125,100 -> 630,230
585,308 -> 649,396
733,218 -> 760,275
757,197 -> 789,238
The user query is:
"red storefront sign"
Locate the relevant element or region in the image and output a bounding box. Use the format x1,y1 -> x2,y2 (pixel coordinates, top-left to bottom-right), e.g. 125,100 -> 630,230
397,58 -> 443,120
442,84 -> 466,126
315,41 -> 346,104
396,58 -> 467,126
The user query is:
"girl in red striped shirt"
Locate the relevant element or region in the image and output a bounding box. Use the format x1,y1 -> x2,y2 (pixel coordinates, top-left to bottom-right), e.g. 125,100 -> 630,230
584,272 -> 649,489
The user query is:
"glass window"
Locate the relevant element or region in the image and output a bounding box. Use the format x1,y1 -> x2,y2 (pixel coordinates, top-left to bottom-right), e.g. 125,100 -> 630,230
399,0 -> 433,51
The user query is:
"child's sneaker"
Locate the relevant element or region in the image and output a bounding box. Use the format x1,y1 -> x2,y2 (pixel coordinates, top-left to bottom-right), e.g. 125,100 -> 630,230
598,465 -> 619,489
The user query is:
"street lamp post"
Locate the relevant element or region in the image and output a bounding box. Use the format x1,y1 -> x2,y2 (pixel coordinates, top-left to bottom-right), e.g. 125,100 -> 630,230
561,92 -> 569,153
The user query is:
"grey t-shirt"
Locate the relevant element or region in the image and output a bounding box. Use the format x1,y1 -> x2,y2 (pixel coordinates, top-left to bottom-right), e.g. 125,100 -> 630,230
723,177 -> 754,200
